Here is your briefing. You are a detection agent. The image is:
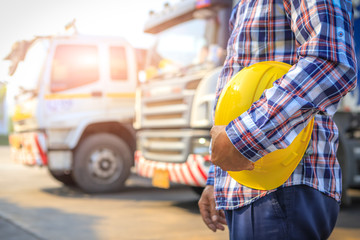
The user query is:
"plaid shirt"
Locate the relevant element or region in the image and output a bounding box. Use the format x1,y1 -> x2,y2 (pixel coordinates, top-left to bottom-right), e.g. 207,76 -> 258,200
207,0 -> 357,210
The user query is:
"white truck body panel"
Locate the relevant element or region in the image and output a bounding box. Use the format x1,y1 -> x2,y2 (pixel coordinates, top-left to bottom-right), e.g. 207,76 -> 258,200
9,35 -> 137,169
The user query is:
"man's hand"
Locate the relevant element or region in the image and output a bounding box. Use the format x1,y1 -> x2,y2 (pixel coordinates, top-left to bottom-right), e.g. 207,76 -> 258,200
210,125 -> 254,171
198,185 -> 227,232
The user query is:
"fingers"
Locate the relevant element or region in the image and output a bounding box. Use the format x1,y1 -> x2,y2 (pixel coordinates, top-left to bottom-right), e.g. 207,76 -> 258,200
198,188 -> 217,232
198,186 -> 227,232
218,209 -> 228,225
199,198 -> 217,231
201,208 -> 217,232
209,196 -> 225,231
212,213 -> 226,231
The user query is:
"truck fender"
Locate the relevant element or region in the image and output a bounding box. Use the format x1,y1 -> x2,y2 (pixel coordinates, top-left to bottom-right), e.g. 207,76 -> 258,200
66,117 -> 132,149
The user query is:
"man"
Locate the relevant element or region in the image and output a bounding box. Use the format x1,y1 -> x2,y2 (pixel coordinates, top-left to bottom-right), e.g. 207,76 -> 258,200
198,0 -> 357,239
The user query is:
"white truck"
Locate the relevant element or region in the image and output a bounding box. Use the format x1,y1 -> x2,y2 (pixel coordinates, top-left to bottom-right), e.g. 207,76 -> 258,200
134,0 -> 233,192
6,33 -> 145,193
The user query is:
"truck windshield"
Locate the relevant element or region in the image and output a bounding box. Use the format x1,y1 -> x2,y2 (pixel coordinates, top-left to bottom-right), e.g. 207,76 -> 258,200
50,44 -> 100,92
11,39 -> 49,95
146,17 -> 222,79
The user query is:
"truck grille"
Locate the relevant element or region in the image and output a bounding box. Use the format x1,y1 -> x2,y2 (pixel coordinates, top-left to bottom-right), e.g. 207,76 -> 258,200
136,70 -> 214,163
139,73 -> 204,128
137,129 -> 209,163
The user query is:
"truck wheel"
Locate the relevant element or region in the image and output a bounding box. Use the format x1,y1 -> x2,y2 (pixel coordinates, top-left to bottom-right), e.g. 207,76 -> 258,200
72,133 -> 132,193
48,169 -> 76,186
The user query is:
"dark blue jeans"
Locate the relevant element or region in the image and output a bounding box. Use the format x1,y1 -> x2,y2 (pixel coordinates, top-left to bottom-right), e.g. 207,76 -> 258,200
224,185 -> 339,240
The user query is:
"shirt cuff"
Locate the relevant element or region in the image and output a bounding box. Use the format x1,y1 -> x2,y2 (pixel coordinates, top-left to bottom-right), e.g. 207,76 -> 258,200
225,111 -> 278,162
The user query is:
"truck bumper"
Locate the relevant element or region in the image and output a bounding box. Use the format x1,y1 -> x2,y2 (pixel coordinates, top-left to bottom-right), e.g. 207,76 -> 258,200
9,131 -> 47,166
134,150 -> 210,187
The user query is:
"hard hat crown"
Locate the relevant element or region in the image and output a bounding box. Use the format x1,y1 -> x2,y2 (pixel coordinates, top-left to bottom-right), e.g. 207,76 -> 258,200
214,61 -> 314,190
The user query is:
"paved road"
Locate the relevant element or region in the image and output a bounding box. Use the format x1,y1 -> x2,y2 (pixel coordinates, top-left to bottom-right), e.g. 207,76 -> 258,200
0,146 -> 359,240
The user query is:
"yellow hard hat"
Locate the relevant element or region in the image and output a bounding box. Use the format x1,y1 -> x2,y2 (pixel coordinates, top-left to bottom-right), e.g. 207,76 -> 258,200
214,61 -> 314,190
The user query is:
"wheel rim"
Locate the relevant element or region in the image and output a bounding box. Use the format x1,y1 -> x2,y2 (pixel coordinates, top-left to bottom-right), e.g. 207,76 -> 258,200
87,147 -> 123,184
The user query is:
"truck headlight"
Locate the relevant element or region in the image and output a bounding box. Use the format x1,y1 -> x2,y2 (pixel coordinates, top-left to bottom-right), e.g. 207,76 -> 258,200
191,137 -> 210,156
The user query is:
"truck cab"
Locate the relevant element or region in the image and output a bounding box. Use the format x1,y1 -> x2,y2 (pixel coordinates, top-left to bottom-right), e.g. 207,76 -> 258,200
7,33 -> 144,193
134,0 -> 232,190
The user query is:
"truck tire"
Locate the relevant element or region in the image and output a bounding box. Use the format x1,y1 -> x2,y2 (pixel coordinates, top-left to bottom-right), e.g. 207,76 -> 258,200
72,133 -> 132,193
48,169 -> 76,186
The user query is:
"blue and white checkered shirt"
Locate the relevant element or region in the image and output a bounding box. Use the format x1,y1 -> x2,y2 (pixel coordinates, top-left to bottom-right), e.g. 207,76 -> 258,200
206,0 -> 357,210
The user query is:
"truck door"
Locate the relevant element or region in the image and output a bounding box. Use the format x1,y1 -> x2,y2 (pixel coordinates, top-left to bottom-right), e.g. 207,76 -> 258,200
102,44 -> 136,120
44,43 -> 104,126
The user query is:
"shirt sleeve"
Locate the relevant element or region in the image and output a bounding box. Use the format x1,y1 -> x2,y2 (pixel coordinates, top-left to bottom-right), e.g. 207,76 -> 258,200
225,0 -> 357,162
206,164 -> 215,186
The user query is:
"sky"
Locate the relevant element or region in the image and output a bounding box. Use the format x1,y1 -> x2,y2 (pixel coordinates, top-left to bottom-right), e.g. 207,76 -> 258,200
0,0 -> 179,82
